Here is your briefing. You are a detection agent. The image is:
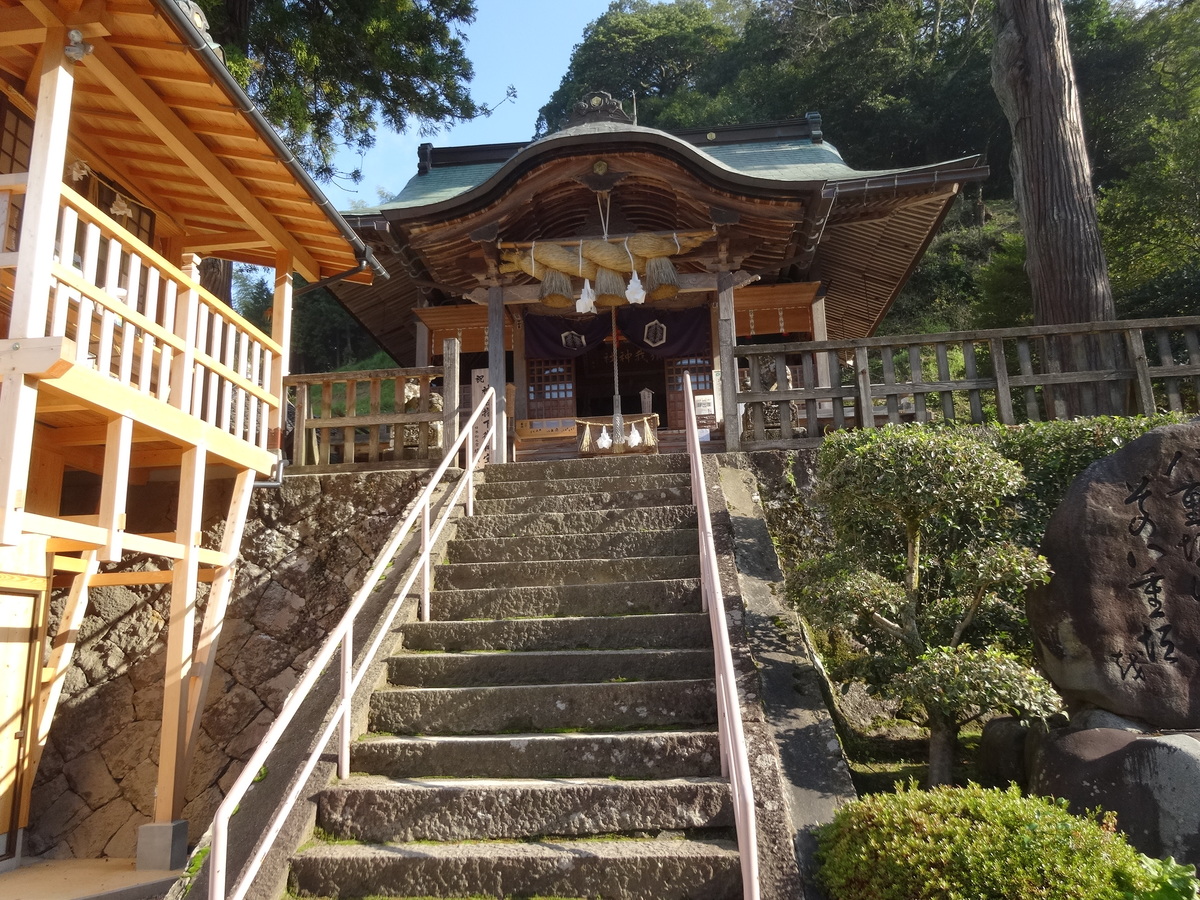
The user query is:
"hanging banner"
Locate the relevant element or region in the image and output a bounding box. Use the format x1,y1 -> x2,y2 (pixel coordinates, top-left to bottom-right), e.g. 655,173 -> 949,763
617,306 -> 711,359
523,313 -> 613,359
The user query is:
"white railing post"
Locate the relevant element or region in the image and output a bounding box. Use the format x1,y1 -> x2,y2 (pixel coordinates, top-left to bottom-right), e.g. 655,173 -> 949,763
421,504 -> 431,622
466,426 -> 475,517
338,630 -> 352,780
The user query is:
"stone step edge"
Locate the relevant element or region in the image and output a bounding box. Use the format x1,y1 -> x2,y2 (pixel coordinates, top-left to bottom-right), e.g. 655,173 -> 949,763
389,647 -> 712,660
297,834 -> 739,855
434,554 -> 701,572
371,677 -> 715,697
325,775 -> 730,790
353,728 -> 719,745
403,613 -> 709,628
425,577 -> 703,597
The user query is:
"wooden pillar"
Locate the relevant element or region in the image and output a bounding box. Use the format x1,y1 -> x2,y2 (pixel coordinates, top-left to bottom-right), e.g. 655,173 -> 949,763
512,308 -> 528,421
717,273 -> 740,450
487,286 -> 507,463
183,468 -> 254,776
155,445 -> 205,823
9,28 -> 73,340
0,376 -> 38,546
169,255 -> 201,416
24,551 -> 96,826
442,338 -> 461,454
99,416 -> 132,561
415,320 -> 430,368
269,252 -> 293,449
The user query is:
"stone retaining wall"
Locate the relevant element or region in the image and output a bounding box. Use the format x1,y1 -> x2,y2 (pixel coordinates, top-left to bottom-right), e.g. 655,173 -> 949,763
26,470 -> 425,859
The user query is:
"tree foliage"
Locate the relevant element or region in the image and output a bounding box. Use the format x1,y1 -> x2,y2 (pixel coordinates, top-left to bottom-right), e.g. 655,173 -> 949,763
233,266 -> 385,372
790,427 -> 1056,784
536,1 -> 738,134
541,0 -> 1196,331
199,0 -> 479,180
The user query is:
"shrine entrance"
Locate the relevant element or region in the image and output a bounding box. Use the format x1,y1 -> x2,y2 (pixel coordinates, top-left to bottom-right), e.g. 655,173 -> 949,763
577,344 -> 668,422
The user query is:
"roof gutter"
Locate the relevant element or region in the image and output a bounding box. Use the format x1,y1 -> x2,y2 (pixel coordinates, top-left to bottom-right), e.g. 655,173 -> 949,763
151,0 -> 388,281
294,257 -> 368,297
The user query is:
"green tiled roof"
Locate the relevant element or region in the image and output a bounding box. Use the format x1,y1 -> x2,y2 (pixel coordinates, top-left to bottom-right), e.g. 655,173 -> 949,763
387,161 -> 507,209
354,124 -> 943,216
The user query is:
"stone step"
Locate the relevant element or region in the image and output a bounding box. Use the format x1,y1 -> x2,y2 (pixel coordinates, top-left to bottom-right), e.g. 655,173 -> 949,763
434,555 -> 699,590
474,485 -> 693,516
427,579 -> 703,621
388,648 -> 715,687
476,472 -> 692,501
290,836 -> 741,900
452,504 -> 698,540
400,613 -> 711,653
368,679 -> 717,735
483,453 -> 691,483
350,730 -> 722,779
316,776 -> 734,843
446,529 -> 698,564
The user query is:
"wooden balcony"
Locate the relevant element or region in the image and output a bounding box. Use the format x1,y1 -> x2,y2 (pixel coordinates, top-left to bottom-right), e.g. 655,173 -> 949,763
2,175 -> 281,478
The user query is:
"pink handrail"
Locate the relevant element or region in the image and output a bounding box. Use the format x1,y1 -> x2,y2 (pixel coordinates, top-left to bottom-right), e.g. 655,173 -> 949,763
208,387 -> 496,900
684,372 -> 760,900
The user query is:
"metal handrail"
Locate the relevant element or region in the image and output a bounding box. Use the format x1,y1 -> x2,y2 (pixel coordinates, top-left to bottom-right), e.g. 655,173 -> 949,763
208,387 -> 497,900
683,373 -> 760,900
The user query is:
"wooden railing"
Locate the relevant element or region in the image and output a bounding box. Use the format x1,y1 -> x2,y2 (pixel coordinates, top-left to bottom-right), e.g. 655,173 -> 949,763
735,316 -> 1200,449
26,182 -> 281,453
285,359 -> 461,473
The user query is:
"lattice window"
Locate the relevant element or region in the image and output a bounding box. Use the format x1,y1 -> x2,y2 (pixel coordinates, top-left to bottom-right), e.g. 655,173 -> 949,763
666,356 -> 716,428
0,95 -> 32,252
527,358 -> 576,419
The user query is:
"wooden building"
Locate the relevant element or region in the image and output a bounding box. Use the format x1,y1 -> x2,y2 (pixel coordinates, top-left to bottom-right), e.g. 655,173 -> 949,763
0,0 -> 382,869
334,92 -> 988,458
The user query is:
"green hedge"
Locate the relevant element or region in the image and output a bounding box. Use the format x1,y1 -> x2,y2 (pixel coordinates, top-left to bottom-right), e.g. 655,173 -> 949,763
817,783 -> 1199,900
984,414 -> 1184,545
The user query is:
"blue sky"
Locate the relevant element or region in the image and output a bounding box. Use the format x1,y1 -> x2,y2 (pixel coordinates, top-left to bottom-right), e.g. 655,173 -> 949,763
322,1 -> 626,211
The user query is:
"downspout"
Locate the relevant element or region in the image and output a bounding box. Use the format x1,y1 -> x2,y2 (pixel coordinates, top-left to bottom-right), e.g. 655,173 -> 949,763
294,257 -> 369,297
151,0 -> 389,282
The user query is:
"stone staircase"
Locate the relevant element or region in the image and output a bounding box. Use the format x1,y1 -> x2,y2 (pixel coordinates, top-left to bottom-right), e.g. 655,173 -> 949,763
288,453 -> 746,899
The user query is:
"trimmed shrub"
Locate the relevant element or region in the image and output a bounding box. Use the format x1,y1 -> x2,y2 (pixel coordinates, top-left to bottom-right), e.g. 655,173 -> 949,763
816,782 -> 1199,900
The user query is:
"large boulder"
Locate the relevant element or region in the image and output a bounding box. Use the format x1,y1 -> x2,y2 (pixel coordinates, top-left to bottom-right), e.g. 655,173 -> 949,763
1028,422 -> 1200,729
1028,723 -> 1200,866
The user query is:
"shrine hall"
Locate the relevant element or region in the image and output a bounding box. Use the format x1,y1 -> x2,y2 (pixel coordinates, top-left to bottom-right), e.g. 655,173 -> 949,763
331,91 -> 989,459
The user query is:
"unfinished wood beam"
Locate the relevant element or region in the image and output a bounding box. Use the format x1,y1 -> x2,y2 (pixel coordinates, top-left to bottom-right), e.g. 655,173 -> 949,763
83,39 -> 323,281
155,443 -> 205,823
98,415 -> 131,560
23,550 -> 96,824
268,252 -> 293,446
184,467 -> 253,774
10,26 -> 72,338
0,376 -> 38,545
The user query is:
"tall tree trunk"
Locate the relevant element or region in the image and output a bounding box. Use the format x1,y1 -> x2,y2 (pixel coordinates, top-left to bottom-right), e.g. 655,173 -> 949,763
991,0 -> 1114,327
927,710 -> 958,787
199,257 -> 234,305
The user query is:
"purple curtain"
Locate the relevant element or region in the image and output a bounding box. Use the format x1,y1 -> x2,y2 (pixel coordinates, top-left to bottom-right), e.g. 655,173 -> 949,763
617,306 -> 710,358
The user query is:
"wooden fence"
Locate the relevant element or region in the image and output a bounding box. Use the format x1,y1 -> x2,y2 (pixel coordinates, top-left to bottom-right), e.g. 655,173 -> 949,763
285,348 -> 461,473
734,316 -> 1200,450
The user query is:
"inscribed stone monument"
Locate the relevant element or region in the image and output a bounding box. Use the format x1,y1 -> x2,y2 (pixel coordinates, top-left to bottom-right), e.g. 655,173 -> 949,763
1029,422 -> 1200,728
